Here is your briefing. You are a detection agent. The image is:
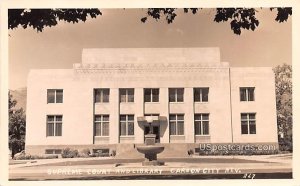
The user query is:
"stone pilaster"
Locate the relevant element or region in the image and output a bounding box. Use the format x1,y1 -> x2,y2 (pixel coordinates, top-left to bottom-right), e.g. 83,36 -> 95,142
160,87 -> 169,143
135,88 -> 144,143
109,88 -> 119,144
185,87 -> 195,143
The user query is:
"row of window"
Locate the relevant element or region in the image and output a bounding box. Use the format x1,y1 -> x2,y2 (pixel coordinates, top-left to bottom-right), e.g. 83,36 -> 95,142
46,113 -> 256,137
47,87 -> 255,103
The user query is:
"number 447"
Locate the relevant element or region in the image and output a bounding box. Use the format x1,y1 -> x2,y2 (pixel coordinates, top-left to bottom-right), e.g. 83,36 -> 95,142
243,173 -> 256,179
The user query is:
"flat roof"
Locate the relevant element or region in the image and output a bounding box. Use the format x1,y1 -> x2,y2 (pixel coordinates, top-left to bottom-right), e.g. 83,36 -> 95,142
82,48 -> 221,64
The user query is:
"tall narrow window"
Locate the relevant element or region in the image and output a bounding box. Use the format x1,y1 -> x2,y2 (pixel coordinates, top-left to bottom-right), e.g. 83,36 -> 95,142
46,115 -> 62,136
144,88 -> 159,102
120,89 -> 134,103
194,88 -> 209,102
47,89 -> 63,103
94,115 -> 109,136
120,115 -> 134,136
169,114 -> 184,135
241,113 -> 256,134
169,88 -> 184,102
194,114 -> 209,135
240,87 -> 255,101
94,89 -> 110,103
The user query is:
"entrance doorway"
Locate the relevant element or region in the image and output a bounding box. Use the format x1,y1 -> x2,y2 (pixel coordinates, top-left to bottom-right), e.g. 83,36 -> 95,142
144,126 -> 160,143
144,114 -> 160,143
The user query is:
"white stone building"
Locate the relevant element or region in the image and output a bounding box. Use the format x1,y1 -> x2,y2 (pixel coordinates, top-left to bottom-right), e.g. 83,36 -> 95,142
25,48 -> 278,157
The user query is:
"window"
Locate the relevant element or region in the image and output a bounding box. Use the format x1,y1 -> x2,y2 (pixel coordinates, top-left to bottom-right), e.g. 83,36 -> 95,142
94,89 -> 110,103
120,89 -> 134,103
194,88 -> 209,102
194,114 -> 209,135
47,89 -> 63,103
46,115 -> 62,136
169,88 -> 184,102
169,114 -> 184,135
45,149 -> 62,154
240,87 -> 255,101
144,114 -> 160,117
120,115 -> 134,136
144,88 -> 159,102
94,115 -> 109,136
241,113 -> 256,134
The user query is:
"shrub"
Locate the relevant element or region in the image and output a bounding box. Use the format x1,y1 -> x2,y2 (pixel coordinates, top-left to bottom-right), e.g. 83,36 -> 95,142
79,148 -> 91,157
61,148 -> 79,158
14,154 -> 58,160
89,149 -> 110,157
279,140 -> 293,152
14,154 -> 33,160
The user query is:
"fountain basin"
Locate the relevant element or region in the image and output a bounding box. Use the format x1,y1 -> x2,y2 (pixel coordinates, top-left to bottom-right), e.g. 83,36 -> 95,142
136,146 -> 164,154
136,145 -> 165,166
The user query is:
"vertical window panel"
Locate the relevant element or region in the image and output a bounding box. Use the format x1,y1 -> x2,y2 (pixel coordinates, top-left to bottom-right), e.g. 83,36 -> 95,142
128,89 -> 134,102
152,89 -> 159,102
194,114 -> 210,135
120,115 -> 134,136
46,115 -> 62,137
194,88 -> 209,102
202,121 -> 209,135
240,87 -> 255,101
94,115 -> 109,136
194,88 -> 200,102
102,122 -> 109,136
177,88 -> 184,102
128,122 -> 134,135
47,89 -> 63,103
47,90 -> 55,103
195,121 -> 201,135
177,121 -> 184,135
144,89 -> 151,102
55,123 -> 62,136
241,113 -> 256,134
170,121 -> 176,135
56,90 -> 63,103
103,89 -> 110,102
94,89 -> 109,103
169,114 -> 184,135
202,88 -> 209,102
120,122 -> 127,136
241,125 -> 249,134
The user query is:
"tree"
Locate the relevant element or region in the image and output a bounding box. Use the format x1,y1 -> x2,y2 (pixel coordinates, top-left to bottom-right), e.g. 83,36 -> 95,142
9,91 -> 26,158
141,8 -> 291,35
8,9 -> 102,32
273,64 -> 292,151
8,8 -> 291,35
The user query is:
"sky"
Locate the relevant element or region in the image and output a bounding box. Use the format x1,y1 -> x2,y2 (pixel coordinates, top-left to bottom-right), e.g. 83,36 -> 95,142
8,8 -> 292,90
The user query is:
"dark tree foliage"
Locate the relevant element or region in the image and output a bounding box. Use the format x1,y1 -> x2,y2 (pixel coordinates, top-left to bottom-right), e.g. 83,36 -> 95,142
8,8 -> 291,34
273,64 -> 292,152
8,9 -> 102,32
141,8 -> 292,35
9,92 -> 26,158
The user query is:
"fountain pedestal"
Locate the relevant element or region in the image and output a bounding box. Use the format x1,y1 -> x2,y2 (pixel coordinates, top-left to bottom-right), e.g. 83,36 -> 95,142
136,134 -> 165,166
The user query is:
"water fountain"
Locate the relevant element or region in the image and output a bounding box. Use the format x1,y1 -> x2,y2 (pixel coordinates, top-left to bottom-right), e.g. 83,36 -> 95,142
136,116 -> 165,166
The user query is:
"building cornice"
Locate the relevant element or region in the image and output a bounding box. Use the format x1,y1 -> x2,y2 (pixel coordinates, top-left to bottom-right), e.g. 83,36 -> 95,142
73,62 -> 229,74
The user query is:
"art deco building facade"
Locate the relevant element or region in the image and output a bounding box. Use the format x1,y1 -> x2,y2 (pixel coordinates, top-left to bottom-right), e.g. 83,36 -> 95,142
25,48 -> 278,157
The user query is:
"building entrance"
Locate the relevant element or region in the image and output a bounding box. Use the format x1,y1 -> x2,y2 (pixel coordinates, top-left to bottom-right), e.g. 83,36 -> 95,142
144,126 -> 160,143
